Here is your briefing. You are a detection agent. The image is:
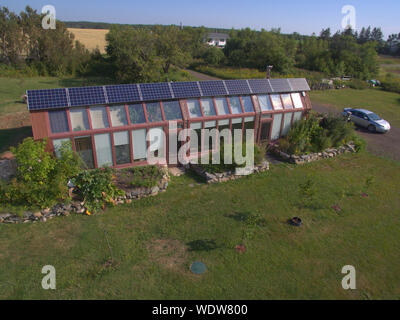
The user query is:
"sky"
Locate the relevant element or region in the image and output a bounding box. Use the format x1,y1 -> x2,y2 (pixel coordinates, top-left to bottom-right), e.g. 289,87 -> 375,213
3,0 -> 400,37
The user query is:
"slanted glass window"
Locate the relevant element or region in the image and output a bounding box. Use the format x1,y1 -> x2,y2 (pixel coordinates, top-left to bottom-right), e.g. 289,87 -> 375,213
281,113 -> 293,136
214,97 -> 230,115
163,101 -> 182,121
70,108 -> 90,132
291,93 -> 304,109
271,113 -> 283,140
244,117 -> 255,142
241,96 -> 254,113
90,107 -> 109,129
109,105 -> 128,127
132,129 -> 147,160
228,96 -> 243,114
270,95 -> 283,110
128,104 -> 146,124
187,99 -> 202,118
53,138 -> 71,158
200,98 -> 216,116
74,136 -> 94,169
205,120 -> 217,128
281,94 -> 294,109
114,131 -> 131,165
145,102 -> 163,122
94,133 -> 113,167
49,110 -> 69,134
257,95 -> 273,112
293,111 -> 303,122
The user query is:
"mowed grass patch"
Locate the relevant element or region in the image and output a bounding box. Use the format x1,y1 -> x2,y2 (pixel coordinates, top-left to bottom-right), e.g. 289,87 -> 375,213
310,88 -> 400,127
0,152 -> 399,299
68,28 -> 109,53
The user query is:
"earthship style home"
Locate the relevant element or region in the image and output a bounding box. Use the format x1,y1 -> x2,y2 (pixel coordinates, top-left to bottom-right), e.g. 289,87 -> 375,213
27,78 -> 311,169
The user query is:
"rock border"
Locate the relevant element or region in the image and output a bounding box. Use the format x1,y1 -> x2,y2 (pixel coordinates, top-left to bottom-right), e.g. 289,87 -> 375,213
190,161 -> 270,184
0,167 -> 170,225
271,143 -> 357,165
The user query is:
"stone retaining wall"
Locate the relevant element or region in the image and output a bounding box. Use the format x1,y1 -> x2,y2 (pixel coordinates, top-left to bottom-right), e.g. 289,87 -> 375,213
190,161 -> 270,184
271,143 -> 357,165
0,168 -> 170,225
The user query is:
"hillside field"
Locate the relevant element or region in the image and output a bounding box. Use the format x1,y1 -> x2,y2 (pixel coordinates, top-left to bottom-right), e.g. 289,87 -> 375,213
68,28 -> 109,53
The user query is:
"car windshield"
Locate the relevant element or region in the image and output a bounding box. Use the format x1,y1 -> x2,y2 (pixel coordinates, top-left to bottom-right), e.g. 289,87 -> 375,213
368,113 -> 381,121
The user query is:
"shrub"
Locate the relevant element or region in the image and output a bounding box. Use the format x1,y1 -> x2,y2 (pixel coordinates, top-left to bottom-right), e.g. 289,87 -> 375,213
380,78 -> 400,94
348,79 -> 370,90
0,138 -> 82,209
350,134 -> 367,153
72,168 -> 124,213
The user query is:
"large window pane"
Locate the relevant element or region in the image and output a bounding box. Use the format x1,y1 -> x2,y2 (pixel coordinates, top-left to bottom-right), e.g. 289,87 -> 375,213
187,99 -> 202,118
257,95 -> 273,112
53,138 -> 71,158
271,113 -> 283,140
281,94 -> 294,109
190,124 -> 202,154
74,136 -> 94,169
146,102 -> 163,122
228,96 -> 243,114
241,96 -> 254,113
291,93 -> 304,109
132,129 -> 147,160
293,111 -> 303,122
109,105 -> 128,127
163,101 -> 182,120
270,95 -> 283,110
49,110 -> 69,134
90,107 -> 109,129
148,127 -> 165,158
282,113 -> 293,136
70,108 -> 90,132
200,98 -> 216,116
215,97 -> 230,115
94,133 -> 113,167
114,131 -> 131,165
128,104 -> 146,124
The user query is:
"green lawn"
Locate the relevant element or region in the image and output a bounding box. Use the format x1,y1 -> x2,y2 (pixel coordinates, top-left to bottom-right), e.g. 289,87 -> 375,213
310,88 -> 400,127
1,152 -> 399,299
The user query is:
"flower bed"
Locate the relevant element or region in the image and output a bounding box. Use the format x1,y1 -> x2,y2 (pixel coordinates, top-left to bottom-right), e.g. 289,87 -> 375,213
190,161 -> 270,184
271,143 -> 357,165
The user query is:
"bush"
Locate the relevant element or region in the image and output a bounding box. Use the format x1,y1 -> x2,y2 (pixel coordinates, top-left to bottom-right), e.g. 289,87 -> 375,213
0,138 -> 82,209
380,77 -> 400,94
72,168 -> 124,213
348,79 -> 370,90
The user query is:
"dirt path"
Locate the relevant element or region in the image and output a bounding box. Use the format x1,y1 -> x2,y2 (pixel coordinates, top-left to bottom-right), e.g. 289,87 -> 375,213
185,69 -> 220,81
312,103 -> 400,162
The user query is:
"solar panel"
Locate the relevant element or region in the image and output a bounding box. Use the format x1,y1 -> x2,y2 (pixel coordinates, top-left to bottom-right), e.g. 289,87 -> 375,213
139,82 -> 172,101
269,79 -> 292,93
224,80 -> 251,95
199,80 -> 227,96
27,88 -> 68,111
288,78 -> 310,92
248,79 -> 274,94
171,82 -> 201,98
68,86 -> 106,107
106,84 -> 141,104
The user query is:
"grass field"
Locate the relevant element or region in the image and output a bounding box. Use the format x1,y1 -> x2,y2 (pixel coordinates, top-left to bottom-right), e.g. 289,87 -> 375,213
310,88 -> 400,127
0,152 -> 399,299
68,28 -> 109,53
378,55 -> 400,79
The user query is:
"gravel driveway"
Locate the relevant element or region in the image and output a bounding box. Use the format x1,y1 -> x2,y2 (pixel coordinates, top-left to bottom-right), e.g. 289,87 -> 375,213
313,103 -> 400,162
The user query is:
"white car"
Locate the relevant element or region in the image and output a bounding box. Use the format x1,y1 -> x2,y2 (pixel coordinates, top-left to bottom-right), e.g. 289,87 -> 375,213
342,108 -> 391,133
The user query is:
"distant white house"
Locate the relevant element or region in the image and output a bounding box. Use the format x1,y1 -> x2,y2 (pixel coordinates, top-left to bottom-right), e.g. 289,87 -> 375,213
206,33 -> 230,48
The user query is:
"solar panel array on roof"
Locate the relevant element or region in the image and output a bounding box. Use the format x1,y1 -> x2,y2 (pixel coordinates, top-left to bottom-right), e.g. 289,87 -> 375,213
199,80 -> 227,96
106,84 -> 141,104
288,78 -> 310,92
27,88 -> 68,111
269,79 -> 292,93
248,79 -> 273,94
224,80 -> 252,95
171,81 -> 201,98
27,78 -> 310,111
68,86 -> 106,107
139,82 -> 172,101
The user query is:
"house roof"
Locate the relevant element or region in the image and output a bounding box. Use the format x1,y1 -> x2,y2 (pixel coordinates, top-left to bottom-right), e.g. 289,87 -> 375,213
208,32 -> 230,40
27,78 -> 310,111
